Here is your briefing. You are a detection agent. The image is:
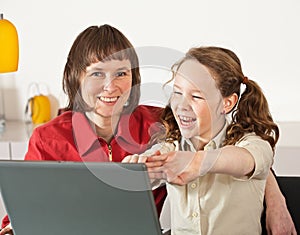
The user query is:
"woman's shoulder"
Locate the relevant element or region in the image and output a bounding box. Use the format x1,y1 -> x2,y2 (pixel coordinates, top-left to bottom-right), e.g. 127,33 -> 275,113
132,105 -> 163,120
33,110 -> 73,137
135,105 -> 163,112
26,111 -> 80,161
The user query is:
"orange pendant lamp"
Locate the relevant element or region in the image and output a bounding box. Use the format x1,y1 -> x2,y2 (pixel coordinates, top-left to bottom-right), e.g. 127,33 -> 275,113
0,13 -> 19,73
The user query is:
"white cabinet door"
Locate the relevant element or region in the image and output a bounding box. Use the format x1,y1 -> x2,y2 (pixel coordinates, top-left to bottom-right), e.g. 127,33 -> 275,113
0,142 -> 10,160
0,122 -> 29,225
11,141 -> 28,160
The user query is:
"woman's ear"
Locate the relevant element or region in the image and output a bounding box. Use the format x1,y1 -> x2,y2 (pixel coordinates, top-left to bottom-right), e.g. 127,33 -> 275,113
223,93 -> 238,114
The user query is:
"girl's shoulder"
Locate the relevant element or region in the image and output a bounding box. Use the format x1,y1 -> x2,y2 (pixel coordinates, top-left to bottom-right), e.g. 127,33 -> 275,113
235,132 -> 273,156
236,132 -> 264,144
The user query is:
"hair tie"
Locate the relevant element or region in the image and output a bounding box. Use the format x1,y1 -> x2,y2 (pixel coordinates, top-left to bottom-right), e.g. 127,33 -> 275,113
242,76 -> 249,84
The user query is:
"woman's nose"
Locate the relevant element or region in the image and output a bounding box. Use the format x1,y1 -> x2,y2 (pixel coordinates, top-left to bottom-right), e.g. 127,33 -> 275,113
103,77 -> 117,93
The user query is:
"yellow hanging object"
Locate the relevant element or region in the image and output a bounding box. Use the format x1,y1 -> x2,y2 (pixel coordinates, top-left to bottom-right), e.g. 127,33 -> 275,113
0,14 -> 19,73
29,95 -> 51,124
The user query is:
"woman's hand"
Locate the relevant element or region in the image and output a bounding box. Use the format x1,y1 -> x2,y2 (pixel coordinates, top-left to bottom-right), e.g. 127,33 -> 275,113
264,171 -> 297,235
0,223 -> 13,235
265,201 -> 297,235
122,149 -> 162,163
122,154 -> 148,163
122,151 -> 165,189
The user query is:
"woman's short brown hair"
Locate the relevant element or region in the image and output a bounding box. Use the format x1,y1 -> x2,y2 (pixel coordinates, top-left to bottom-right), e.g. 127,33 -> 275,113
63,24 -> 140,113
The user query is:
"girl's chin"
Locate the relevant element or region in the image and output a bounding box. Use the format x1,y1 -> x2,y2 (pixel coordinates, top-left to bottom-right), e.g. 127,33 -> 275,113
180,130 -> 196,139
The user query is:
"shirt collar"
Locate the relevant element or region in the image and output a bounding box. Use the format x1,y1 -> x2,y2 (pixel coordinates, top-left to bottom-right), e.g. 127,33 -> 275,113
113,111 -> 140,144
181,121 -> 229,152
206,121 -> 228,150
72,111 -> 135,157
113,112 -> 130,139
72,112 -> 99,157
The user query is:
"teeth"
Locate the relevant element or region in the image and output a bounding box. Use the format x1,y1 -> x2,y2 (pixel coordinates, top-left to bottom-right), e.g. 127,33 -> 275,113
178,115 -> 195,122
99,96 -> 118,102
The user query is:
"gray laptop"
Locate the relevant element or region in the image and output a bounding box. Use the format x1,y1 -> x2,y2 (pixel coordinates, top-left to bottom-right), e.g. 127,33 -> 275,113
0,160 -> 162,235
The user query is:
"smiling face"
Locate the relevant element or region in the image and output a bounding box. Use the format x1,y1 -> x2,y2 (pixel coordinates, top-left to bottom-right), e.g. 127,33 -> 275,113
170,59 -> 225,147
81,59 -> 132,119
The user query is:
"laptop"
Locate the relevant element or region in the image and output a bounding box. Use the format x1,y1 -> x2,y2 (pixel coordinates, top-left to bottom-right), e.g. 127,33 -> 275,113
0,160 -> 163,235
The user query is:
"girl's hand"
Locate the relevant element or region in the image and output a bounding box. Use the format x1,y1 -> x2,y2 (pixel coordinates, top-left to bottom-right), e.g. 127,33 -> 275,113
146,151 -> 203,185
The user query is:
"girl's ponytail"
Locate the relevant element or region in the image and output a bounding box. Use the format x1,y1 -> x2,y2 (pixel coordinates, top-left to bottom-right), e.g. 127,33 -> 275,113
225,78 -> 279,150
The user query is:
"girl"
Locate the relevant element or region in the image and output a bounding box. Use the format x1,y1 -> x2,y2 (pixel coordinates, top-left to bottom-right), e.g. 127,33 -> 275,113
125,46 -> 280,234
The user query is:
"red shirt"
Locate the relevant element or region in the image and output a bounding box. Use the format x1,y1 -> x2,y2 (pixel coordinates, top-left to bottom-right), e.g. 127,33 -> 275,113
2,105 -> 167,228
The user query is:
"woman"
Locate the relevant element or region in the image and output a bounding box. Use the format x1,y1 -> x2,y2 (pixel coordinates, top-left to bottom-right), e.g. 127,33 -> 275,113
0,24 -> 167,234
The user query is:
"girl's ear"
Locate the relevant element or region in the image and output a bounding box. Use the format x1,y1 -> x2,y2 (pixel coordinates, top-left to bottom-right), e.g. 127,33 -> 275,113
223,93 -> 238,114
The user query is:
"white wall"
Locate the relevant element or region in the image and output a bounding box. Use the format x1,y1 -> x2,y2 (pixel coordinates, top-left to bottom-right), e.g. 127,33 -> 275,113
1,0 -> 300,121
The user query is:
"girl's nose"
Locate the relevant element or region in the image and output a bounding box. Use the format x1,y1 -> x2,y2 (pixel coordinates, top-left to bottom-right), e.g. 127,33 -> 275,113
177,95 -> 190,110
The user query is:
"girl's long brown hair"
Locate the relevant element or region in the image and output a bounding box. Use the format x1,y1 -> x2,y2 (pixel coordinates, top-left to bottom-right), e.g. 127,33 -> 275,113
161,46 -> 279,151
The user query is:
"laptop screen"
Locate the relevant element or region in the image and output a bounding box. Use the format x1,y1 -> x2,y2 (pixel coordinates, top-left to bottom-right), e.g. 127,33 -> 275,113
0,160 -> 162,235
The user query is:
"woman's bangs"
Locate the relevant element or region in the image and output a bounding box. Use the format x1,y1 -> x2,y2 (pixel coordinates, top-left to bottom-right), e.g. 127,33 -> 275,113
92,45 -> 133,64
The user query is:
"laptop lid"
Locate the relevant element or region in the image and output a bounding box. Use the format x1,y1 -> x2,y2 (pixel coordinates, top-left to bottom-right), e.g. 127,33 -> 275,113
0,160 -> 162,235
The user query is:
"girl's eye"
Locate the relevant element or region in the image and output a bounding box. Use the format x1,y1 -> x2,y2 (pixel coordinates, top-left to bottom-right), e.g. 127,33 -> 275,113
173,91 -> 182,95
192,95 -> 204,100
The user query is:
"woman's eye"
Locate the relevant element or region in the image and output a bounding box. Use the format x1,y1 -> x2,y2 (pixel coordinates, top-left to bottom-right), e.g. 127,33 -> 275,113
115,71 -> 127,77
91,72 -> 105,78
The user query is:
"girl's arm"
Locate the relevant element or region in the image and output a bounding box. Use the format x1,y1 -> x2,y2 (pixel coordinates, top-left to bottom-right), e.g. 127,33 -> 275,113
204,145 -> 254,178
147,140 -> 272,185
146,147 -> 254,185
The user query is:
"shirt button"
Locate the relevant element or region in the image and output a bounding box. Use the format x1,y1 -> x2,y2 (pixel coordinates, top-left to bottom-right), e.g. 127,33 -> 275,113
192,212 -> 198,218
191,183 -> 197,189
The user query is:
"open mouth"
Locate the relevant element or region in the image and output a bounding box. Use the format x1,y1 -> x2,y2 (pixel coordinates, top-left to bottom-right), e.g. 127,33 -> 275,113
98,96 -> 119,103
178,115 -> 197,128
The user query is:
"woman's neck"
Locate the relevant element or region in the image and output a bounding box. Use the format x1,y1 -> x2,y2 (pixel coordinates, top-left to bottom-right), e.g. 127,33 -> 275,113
85,112 -> 120,143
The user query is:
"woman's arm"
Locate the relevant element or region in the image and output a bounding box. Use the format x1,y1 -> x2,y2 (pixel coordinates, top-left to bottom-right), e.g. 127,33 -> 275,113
264,171 -> 297,235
